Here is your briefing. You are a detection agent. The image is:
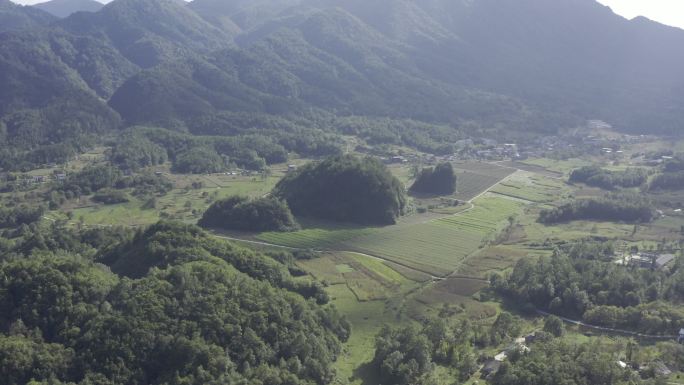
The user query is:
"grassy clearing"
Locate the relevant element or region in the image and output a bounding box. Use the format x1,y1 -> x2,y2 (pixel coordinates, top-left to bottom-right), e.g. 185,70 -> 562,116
70,176 -> 278,227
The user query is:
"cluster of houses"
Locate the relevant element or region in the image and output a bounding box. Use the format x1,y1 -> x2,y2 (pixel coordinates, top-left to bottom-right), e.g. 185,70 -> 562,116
481,328 -> 684,380
475,143 -> 521,160
615,252 -> 677,270
481,332 -> 537,378
18,170 -> 67,186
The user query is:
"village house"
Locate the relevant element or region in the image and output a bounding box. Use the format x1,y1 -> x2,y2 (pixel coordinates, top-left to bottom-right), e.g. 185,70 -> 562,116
679,328 -> 684,344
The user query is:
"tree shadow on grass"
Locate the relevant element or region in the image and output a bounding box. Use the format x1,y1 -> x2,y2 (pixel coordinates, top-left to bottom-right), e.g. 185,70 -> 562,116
351,361 -> 383,385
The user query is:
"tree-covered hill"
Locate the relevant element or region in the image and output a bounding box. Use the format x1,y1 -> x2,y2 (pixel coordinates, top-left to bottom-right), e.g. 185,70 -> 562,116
0,0 -> 56,33
33,0 -> 104,18
274,154 -> 407,225
0,221 -> 350,384
199,196 -> 300,233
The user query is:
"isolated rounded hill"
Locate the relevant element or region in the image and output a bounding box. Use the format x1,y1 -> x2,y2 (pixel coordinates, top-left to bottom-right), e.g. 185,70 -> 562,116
273,154 -> 407,225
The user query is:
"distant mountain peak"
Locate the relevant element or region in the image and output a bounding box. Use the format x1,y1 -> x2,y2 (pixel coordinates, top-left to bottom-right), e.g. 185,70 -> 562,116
33,0 -> 104,18
0,0 -> 56,32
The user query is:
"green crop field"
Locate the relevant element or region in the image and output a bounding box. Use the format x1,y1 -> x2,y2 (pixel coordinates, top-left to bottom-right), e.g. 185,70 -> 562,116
345,196 -> 524,275
262,195 -> 525,276
258,226 -> 382,249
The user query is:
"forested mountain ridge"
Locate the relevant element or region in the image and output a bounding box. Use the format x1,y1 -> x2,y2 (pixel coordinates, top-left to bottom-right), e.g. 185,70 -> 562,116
2,0 -> 684,159
33,0 -> 104,18
0,0 -> 56,32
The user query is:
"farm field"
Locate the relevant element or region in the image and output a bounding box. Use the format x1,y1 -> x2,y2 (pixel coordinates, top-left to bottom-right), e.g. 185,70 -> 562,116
298,251 -> 504,385
454,245 -> 533,278
452,162 -> 516,201
297,252 -> 420,384
520,157 -> 594,175
498,161 -> 564,178
489,171 -> 567,203
261,195 -> 525,276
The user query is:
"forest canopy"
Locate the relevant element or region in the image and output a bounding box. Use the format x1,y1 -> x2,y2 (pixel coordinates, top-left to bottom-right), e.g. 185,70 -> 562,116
569,166 -> 648,190
0,221 -> 350,385
539,194 -> 656,224
274,155 -> 407,225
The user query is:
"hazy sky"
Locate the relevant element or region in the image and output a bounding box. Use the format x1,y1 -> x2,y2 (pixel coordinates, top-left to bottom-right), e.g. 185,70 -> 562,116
596,0 -> 684,29
10,0 -> 684,29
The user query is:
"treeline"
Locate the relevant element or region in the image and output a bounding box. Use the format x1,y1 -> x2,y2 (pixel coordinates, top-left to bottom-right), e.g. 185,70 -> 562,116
0,204 -> 45,229
569,166 -> 648,189
493,248 -> 684,334
0,139 -> 90,172
52,164 -> 172,201
649,171 -> 684,191
539,194 -> 656,224
109,134 -> 168,171
410,163 -> 457,195
274,155 -> 407,225
187,111 -> 344,157
126,126 -> 293,174
646,154 -> 684,191
0,221 -> 350,384
199,196 -> 299,232
333,116 -> 463,155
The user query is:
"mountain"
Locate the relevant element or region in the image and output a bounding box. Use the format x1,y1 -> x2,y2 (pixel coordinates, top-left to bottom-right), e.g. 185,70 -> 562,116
59,0 -> 234,68
0,0 -> 56,32
0,28 -> 124,148
182,0 -> 684,134
2,0 -> 684,152
33,0 -> 104,18
110,7 -> 538,132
